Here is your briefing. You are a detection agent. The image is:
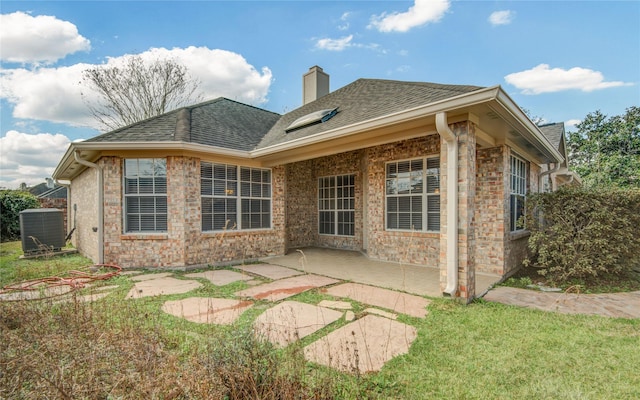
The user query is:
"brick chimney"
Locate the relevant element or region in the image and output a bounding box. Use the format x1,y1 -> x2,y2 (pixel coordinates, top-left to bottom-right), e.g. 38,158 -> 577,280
303,66 -> 330,105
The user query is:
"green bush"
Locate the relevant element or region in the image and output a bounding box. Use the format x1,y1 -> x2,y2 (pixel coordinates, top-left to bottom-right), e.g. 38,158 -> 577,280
524,186 -> 640,283
0,190 -> 40,242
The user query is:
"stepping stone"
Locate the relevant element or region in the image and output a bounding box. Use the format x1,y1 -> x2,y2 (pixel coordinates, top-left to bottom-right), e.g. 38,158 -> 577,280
304,315 -> 417,373
318,300 -> 352,310
324,283 -> 430,318
162,297 -> 253,324
0,285 -> 72,301
365,308 -> 397,320
254,301 -> 342,347
130,272 -> 173,281
235,264 -> 303,280
126,277 -> 202,298
185,270 -> 253,286
235,274 -> 340,302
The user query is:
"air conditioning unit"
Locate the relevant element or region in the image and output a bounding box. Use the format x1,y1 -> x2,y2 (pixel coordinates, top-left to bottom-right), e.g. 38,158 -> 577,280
20,208 -> 65,255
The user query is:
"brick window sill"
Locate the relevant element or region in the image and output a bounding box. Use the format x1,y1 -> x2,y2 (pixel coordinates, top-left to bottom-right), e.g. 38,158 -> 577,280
384,230 -> 440,239
509,230 -> 530,241
201,229 -> 274,238
121,233 -> 169,240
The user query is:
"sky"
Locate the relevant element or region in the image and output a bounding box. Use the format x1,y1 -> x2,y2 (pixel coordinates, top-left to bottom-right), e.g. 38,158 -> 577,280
1,0 -> 638,189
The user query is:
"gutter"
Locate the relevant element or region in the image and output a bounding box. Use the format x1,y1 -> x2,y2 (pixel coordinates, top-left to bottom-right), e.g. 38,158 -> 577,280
538,163 -> 561,192
435,112 -> 458,297
73,151 -> 104,264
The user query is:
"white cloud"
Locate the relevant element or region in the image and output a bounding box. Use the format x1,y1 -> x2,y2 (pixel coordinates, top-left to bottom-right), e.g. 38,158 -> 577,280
505,64 -> 633,94
565,119 -> 581,129
315,35 -> 354,51
338,12 -> 351,31
488,10 -> 515,26
0,46 -> 273,128
369,0 -> 450,33
0,11 -> 91,64
0,130 -> 71,189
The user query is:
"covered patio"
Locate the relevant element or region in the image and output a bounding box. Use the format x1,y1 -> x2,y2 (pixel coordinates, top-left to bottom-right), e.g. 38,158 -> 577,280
262,247 -> 501,298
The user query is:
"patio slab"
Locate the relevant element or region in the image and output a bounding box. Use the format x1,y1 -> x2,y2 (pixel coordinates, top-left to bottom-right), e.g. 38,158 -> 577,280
324,283 -> 430,318
162,297 -> 253,324
304,314 -> 418,373
254,301 -> 343,347
265,247 -> 501,297
235,274 -> 339,302
235,264 -> 303,280
185,270 -> 254,286
126,277 -> 202,298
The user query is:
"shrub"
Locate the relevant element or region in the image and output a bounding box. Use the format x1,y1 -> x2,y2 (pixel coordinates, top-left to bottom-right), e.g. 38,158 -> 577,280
524,186 -> 640,283
0,190 -> 40,242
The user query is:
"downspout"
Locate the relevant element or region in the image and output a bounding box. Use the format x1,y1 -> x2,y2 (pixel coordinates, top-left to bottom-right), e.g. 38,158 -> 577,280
73,151 -> 104,264
538,163 -> 560,192
435,112 -> 458,296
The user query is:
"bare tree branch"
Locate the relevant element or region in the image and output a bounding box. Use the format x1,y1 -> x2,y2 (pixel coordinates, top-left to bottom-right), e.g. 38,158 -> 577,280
81,56 -> 202,132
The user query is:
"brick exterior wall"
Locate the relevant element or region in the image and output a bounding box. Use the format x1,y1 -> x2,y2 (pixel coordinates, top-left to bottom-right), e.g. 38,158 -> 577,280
98,156 -> 286,268
70,167 -> 99,261
366,135 -> 441,265
286,150 -> 365,251
475,145 -> 508,275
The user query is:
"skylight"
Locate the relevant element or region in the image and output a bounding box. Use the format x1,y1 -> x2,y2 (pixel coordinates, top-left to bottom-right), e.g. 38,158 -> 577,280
285,107 -> 338,132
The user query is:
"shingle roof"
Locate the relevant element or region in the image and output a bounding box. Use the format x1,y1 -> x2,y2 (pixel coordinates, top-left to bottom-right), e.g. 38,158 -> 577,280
85,98 -> 281,151
83,79 -> 483,152
256,79 -> 484,149
538,122 -> 565,151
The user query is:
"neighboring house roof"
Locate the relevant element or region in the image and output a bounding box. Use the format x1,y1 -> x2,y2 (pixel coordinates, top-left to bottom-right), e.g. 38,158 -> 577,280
85,98 -> 281,151
538,122 -> 565,151
257,79 -> 483,149
37,185 -> 67,199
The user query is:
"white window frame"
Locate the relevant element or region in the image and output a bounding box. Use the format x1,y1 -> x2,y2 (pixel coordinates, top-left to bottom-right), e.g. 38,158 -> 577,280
510,153 -> 528,232
385,156 -> 440,232
201,162 -> 272,231
123,158 -> 167,233
318,174 -> 355,237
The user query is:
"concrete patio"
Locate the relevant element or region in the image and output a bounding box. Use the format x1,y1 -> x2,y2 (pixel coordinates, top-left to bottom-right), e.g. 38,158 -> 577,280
262,247 -> 501,298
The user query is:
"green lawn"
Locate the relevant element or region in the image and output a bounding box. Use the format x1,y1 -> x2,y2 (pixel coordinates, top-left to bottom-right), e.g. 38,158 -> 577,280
1,241 -> 639,399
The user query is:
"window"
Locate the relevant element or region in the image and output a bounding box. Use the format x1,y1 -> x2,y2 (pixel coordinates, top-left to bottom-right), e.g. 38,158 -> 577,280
318,174 -> 355,236
510,154 -> 528,232
201,162 -> 271,231
386,157 -> 440,232
123,158 -> 167,232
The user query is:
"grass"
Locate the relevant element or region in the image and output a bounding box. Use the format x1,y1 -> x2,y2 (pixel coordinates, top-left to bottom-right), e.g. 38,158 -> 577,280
2,240 -> 640,399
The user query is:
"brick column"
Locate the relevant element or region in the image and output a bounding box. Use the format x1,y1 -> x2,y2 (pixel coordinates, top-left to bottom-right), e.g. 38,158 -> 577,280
439,121 -> 477,301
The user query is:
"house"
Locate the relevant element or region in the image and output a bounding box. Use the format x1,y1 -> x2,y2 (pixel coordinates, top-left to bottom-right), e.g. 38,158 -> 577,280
53,66 -> 575,301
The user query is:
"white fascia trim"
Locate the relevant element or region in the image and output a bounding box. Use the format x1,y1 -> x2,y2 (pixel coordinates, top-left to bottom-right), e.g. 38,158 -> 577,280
53,141 -> 251,179
72,141 -> 251,158
495,90 -> 565,164
252,86 -> 502,157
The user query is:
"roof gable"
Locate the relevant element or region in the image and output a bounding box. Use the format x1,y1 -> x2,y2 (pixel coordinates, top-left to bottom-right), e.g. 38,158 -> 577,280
85,98 -> 281,151
256,79 -> 484,149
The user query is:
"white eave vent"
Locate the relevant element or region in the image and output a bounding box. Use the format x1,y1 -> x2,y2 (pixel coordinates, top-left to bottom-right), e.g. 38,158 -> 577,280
285,107 -> 338,132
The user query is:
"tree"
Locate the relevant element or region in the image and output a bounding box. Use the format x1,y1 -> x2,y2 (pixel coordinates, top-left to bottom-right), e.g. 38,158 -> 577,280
82,56 -> 203,131
567,106 -> 640,188
0,190 -> 40,241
